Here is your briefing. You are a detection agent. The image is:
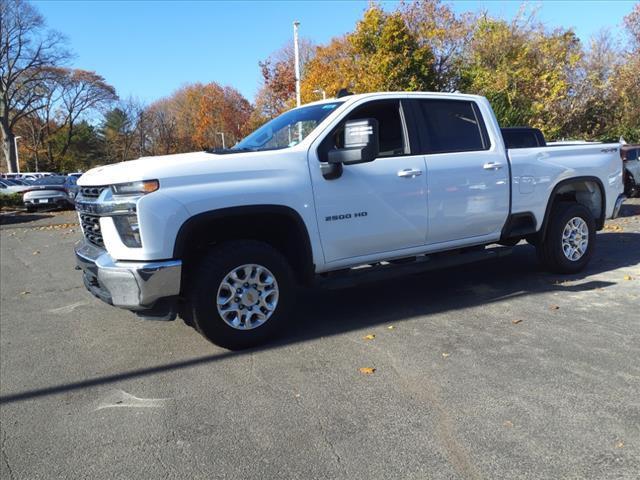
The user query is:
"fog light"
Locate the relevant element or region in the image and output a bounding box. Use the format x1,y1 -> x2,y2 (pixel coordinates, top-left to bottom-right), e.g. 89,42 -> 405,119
113,215 -> 142,247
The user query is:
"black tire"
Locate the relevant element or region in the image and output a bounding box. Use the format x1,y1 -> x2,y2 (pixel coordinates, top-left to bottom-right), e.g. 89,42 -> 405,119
26,205 -> 35,213
625,172 -> 638,198
536,202 -> 596,274
189,240 -> 296,350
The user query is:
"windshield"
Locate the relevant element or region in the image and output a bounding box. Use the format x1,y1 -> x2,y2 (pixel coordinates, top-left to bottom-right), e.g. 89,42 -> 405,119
231,102 -> 343,152
33,176 -> 66,185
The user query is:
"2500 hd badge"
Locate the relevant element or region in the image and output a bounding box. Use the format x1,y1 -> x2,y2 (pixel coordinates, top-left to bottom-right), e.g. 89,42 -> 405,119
325,211 -> 368,222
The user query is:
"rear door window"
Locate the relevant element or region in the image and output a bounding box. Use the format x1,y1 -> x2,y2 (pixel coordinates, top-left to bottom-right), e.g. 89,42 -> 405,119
412,99 -> 490,154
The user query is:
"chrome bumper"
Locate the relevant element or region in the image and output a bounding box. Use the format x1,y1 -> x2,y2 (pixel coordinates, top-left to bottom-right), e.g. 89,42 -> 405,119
612,194 -> 626,219
74,239 -> 181,310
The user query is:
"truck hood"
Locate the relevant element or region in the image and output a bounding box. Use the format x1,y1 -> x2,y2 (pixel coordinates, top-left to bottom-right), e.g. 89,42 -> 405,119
78,152 -> 220,186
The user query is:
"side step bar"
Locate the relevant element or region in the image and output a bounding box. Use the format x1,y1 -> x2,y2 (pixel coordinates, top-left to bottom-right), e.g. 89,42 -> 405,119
314,246 -> 513,290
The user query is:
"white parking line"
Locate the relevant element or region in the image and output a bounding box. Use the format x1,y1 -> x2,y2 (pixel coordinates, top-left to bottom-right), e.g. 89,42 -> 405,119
94,389 -> 169,411
48,301 -> 88,314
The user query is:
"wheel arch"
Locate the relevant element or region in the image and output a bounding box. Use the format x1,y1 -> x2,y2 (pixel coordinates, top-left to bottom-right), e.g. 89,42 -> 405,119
174,205 -> 315,286
539,176 -> 606,239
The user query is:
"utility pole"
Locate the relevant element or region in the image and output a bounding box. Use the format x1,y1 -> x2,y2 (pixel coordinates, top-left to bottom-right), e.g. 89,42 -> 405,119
293,21 -> 302,143
217,132 -> 226,149
293,21 -> 301,108
14,136 -> 21,173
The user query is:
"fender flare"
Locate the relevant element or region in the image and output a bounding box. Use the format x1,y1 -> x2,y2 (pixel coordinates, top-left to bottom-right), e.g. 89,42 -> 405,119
538,176 -> 606,238
172,204 -> 315,279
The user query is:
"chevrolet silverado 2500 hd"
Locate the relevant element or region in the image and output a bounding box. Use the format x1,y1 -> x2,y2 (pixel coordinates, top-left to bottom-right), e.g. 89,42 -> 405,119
74,92 -> 626,349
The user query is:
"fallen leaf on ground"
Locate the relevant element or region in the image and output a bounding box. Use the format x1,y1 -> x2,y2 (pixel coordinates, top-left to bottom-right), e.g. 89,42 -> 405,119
363,334 -> 376,340
550,305 -> 560,310
359,367 -> 376,375
503,420 -> 514,428
615,440 -> 624,448
623,275 -> 633,281
387,325 -> 395,330
442,352 -> 450,358
32,250 -> 40,255
512,319 -> 523,324
20,291 -> 30,295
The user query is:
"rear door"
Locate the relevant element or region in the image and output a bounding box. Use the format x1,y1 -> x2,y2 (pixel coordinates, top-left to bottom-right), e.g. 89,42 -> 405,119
408,98 -> 510,244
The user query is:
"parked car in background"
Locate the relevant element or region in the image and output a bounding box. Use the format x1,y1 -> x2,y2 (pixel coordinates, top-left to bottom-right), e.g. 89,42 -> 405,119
0,179 -> 30,194
622,145 -> 640,197
8,179 -> 29,186
23,175 -> 79,211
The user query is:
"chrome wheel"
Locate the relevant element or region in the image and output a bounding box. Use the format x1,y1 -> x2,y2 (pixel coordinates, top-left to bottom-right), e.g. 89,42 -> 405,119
216,264 -> 279,330
562,217 -> 589,261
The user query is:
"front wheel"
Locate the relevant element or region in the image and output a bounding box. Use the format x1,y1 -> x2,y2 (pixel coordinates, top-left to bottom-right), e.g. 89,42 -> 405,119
536,202 -> 596,274
189,240 -> 296,350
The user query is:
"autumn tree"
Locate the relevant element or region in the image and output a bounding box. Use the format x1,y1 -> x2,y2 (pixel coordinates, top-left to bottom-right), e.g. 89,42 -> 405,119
0,0 -> 68,172
254,38 -> 315,121
461,10 -> 582,138
400,0 -> 475,91
301,5 -> 436,102
608,4 -> 640,142
193,83 -> 252,149
142,82 -> 253,155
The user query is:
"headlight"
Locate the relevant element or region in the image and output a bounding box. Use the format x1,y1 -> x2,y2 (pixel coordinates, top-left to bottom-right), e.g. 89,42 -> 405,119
113,215 -> 142,247
111,180 -> 159,196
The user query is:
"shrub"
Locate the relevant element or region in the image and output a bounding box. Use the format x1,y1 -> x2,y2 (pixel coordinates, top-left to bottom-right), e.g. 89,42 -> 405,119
0,193 -> 24,208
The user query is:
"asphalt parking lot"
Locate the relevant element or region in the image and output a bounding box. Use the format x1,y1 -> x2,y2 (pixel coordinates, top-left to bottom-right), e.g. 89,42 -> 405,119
1,200 -> 639,480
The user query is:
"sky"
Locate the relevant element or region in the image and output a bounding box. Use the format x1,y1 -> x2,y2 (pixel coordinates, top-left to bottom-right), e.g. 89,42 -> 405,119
34,0 -> 636,105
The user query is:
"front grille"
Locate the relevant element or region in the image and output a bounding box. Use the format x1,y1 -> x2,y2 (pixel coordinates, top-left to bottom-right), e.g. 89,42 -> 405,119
80,185 -> 108,199
79,213 -> 104,247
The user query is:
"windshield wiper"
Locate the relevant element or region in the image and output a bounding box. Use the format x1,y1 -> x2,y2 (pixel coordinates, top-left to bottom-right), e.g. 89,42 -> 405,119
205,147 -> 255,155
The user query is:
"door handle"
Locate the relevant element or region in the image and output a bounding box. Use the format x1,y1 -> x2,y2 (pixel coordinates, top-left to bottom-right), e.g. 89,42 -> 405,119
397,168 -> 423,178
483,162 -> 504,170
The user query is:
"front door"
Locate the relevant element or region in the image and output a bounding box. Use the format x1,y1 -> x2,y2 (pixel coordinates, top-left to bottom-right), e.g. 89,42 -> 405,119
309,99 -> 428,263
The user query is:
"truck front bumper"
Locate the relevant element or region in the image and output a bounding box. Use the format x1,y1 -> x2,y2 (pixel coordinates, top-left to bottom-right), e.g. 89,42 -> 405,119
74,239 -> 182,311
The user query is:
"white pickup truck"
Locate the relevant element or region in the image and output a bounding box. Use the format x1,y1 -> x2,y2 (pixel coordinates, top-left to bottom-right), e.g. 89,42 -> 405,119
74,92 -> 626,349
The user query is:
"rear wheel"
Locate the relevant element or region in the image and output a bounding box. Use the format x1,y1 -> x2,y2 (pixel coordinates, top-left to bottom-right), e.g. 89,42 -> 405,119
189,240 -> 295,350
536,202 -> 596,274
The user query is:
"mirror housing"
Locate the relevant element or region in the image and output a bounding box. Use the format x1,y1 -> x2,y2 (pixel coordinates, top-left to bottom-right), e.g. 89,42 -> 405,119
327,118 -> 379,165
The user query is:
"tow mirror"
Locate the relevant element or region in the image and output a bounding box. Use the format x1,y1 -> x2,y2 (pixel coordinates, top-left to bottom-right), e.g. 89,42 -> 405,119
327,118 -> 379,166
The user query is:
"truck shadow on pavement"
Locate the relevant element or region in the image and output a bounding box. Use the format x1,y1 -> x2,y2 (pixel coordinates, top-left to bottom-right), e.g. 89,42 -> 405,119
1,231 -> 639,405
0,212 -> 53,226
280,231 -> 639,346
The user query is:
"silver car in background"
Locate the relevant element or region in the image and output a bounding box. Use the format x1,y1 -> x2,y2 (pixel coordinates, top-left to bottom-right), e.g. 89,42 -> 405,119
23,175 -> 79,211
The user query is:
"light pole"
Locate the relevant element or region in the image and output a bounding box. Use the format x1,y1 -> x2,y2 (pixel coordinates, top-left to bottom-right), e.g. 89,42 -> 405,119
293,21 -> 301,108
14,136 -> 21,174
293,21 -> 302,143
313,89 -> 326,100
217,132 -> 226,149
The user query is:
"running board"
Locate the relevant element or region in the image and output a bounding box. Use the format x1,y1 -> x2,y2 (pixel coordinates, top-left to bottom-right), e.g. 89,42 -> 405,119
314,246 -> 513,289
